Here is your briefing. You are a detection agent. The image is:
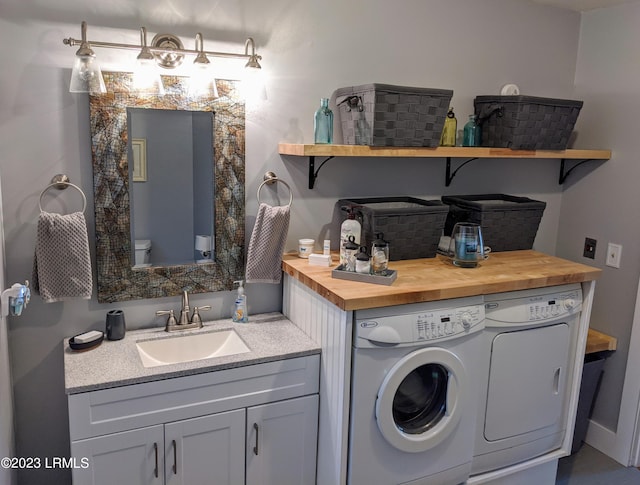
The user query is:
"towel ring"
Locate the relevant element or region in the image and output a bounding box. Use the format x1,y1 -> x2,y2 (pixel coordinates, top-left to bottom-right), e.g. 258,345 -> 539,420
257,171 -> 293,207
38,174 -> 87,214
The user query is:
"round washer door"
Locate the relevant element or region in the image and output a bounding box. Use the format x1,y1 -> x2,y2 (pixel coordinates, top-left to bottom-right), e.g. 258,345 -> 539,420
375,347 -> 468,453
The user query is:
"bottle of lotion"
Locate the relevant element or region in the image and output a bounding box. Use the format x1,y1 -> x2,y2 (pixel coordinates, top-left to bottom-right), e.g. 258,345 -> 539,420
232,280 -> 248,323
340,207 -> 361,266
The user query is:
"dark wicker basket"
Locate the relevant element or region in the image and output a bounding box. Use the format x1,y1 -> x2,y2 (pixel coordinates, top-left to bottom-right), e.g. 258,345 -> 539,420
474,95 -> 583,150
442,194 -> 546,252
339,197 -> 449,260
335,84 -> 453,147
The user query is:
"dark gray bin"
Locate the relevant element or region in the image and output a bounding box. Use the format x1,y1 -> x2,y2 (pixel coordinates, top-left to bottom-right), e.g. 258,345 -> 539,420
571,355 -> 605,454
338,197 -> 449,260
335,84 -> 453,147
474,95 -> 583,150
442,194 -> 546,252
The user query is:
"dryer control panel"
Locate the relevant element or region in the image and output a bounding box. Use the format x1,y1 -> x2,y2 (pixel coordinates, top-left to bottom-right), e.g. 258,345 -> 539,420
484,284 -> 583,326
355,302 -> 485,347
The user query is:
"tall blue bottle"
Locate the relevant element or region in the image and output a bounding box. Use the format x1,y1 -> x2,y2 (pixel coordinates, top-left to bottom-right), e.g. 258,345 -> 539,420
314,98 -> 333,144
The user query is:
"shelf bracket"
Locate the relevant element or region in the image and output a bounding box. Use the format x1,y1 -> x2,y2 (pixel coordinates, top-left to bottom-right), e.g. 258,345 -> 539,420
308,155 -> 334,189
559,159 -> 594,184
445,157 -> 479,186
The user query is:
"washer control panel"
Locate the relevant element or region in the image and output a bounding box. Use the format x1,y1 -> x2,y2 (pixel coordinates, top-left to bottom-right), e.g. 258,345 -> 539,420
355,303 -> 484,346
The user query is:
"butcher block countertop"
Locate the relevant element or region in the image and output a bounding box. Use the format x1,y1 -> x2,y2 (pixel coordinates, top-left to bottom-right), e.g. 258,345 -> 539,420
282,250 -> 601,311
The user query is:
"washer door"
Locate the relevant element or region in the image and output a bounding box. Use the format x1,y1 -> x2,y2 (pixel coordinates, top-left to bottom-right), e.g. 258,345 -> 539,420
375,347 -> 467,453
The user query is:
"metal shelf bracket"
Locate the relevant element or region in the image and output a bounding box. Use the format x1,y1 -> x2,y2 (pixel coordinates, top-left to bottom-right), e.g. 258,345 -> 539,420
308,156 -> 334,189
445,157 -> 479,186
559,159 -> 594,184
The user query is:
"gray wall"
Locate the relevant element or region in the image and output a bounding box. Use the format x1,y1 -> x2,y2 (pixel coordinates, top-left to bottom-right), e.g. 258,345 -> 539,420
1,0 -> 629,483
558,2 -> 640,432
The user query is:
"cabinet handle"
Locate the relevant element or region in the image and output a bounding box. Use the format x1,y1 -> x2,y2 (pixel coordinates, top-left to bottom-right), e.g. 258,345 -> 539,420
153,442 -> 158,478
253,423 -> 259,455
172,439 -> 177,475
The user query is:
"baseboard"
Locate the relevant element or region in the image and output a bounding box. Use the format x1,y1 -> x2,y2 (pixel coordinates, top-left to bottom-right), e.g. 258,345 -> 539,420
584,418 -> 628,466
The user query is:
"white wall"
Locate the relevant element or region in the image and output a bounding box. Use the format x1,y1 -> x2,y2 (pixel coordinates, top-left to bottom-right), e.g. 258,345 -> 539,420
0,1 -> 585,483
557,0 -> 640,455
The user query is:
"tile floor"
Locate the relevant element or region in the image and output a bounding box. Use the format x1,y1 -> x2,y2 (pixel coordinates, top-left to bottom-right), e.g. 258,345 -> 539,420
556,443 -> 640,484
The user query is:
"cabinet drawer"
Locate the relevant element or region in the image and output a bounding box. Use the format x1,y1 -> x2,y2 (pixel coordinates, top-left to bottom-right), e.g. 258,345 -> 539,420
69,355 -> 319,440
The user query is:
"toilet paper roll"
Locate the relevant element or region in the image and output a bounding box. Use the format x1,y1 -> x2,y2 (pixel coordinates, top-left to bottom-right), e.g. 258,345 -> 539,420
195,235 -> 212,252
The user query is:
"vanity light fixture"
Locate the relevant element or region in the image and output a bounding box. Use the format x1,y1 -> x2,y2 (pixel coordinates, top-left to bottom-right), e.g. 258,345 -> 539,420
68,21 -> 107,94
63,21 -> 264,96
133,27 -> 165,96
188,33 -> 219,98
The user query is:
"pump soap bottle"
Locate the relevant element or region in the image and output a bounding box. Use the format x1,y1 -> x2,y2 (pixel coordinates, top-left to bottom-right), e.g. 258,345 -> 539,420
232,280 -> 248,323
340,207 -> 361,267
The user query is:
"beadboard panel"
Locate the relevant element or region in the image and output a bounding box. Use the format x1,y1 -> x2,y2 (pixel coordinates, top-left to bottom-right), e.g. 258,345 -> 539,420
283,274 -> 353,485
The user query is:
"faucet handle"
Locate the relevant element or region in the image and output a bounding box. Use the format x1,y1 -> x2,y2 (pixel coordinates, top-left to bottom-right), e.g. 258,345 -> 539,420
190,305 -> 212,325
156,310 -> 177,327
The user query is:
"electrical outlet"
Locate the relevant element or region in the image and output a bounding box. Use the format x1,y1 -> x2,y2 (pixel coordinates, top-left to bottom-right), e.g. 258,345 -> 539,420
583,238 -> 597,259
606,243 -> 622,268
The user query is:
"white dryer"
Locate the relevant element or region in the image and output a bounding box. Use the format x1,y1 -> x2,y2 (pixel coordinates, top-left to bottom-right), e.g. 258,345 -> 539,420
471,283 -> 583,476
348,296 -> 485,485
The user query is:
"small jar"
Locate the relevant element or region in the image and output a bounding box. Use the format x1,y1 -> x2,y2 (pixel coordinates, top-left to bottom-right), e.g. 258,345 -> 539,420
371,233 -> 389,275
355,246 -> 371,274
298,238 -> 315,258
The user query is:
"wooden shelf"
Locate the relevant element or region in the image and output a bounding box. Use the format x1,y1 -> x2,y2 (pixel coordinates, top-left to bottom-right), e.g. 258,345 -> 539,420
278,143 -> 612,188
586,328 -> 617,354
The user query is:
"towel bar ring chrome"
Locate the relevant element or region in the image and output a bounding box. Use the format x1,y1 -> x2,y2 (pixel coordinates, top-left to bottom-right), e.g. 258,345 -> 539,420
38,174 -> 87,214
257,171 -> 293,207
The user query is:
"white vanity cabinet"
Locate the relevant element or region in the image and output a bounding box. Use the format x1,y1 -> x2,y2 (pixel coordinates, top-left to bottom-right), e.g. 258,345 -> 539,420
68,355 -> 320,485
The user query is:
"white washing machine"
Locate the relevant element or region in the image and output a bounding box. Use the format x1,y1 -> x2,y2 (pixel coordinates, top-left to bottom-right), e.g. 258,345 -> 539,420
471,283 -> 583,476
348,296 -> 485,485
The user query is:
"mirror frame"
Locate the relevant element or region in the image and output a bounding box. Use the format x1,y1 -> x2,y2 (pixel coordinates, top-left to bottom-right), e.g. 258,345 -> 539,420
90,72 -> 245,303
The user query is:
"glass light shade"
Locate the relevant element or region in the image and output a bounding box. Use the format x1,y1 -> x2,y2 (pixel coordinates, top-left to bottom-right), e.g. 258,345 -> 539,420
132,58 -> 165,96
240,66 -> 266,101
69,55 -> 106,93
189,63 -> 219,98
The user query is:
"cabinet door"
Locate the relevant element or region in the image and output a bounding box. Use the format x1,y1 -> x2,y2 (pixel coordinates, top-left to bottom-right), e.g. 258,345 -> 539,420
71,425 -> 164,485
246,394 -> 319,485
165,408 -> 246,485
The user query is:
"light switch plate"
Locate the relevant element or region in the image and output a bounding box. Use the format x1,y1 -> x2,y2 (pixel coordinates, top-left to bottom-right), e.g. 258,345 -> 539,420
606,243 -> 622,268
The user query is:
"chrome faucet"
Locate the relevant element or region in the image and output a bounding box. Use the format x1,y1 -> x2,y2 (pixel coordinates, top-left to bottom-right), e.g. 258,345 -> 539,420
156,290 -> 211,332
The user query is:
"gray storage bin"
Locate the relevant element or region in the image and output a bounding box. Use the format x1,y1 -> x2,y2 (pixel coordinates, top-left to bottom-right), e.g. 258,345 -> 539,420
335,84 -> 453,147
442,194 -> 546,252
339,197 -> 449,260
474,95 -> 583,150
571,355 -> 605,454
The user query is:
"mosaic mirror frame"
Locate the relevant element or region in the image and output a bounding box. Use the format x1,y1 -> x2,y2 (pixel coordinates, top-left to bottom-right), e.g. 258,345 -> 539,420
90,72 -> 245,303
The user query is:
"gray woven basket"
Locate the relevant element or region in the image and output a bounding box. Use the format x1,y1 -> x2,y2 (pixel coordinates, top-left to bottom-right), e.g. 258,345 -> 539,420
339,197 -> 449,260
335,84 -> 453,147
442,194 -> 546,252
475,95 -> 583,150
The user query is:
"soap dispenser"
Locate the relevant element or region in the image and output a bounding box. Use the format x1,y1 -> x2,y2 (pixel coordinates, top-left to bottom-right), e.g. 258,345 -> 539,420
232,280 -> 248,323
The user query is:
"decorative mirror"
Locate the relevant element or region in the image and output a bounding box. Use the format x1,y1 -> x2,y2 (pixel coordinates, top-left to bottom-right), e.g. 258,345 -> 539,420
90,72 -> 245,303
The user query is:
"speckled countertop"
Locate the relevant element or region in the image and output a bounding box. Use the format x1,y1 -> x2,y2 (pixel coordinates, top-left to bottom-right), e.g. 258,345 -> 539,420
64,313 -> 320,394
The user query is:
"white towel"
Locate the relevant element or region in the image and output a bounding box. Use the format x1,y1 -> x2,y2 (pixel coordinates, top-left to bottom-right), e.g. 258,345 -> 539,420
32,211 -> 92,302
245,203 -> 290,284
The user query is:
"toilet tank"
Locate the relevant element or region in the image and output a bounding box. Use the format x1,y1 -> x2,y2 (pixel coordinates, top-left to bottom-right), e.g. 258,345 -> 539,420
134,239 -> 151,266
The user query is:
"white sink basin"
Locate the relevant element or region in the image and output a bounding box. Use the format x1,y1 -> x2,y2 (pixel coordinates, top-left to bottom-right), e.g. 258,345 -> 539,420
136,329 -> 250,368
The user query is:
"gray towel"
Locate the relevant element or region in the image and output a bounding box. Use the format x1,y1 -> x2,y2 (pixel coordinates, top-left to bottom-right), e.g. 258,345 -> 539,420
32,211 -> 92,302
245,203 -> 290,284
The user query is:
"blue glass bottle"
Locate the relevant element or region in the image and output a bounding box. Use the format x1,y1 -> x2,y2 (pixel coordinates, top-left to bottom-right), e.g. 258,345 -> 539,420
314,98 -> 333,144
463,114 -> 482,147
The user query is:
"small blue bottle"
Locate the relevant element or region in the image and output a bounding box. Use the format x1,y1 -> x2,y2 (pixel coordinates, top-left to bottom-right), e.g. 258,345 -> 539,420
314,98 -> 333,144
463,114 -> 482,147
